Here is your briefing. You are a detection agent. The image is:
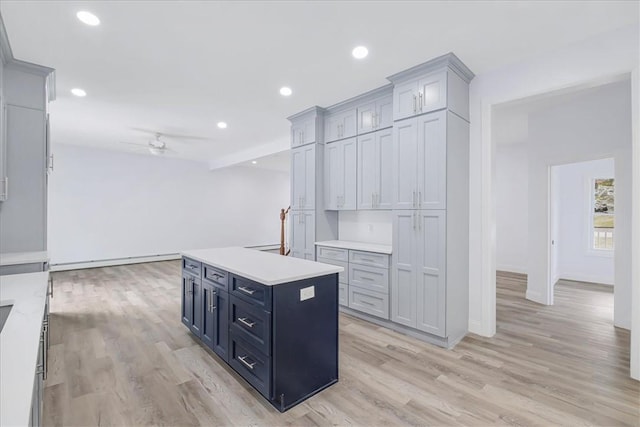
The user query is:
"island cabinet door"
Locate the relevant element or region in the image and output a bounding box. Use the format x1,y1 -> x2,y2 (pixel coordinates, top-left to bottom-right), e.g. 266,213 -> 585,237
181,274 -> 193,329
190,277 -> 203,337
212,290 -> 229,361
200,283 -> 216,350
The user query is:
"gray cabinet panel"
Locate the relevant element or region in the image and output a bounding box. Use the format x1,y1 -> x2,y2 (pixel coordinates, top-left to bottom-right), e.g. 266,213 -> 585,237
348,286 -> 389,319
317,257 -> 348,284
349,250 -> 389,268
417,111 -> 447,210
356,132 -> 377,209
324,138 -> 356,210
349,264 -> 389,294
290,211 -> 315,260
338,283 -> 348,306
316,246 -> 348,262
392,118 -> 418,210
325,108 -> 356,143
391,211 -> 417,327
291,144 -> 315,210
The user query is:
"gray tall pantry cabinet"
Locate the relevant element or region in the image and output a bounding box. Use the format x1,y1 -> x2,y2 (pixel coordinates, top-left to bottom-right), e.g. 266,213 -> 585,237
289,53 -> 473,348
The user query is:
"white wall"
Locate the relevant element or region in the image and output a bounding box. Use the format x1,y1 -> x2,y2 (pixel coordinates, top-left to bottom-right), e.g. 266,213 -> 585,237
555,159 -> 615,286
495,143 -> 528,273
468,23 -> 639,344
48,144 -> 289,265
525,82 -> 631,328
338,210 -> 392,245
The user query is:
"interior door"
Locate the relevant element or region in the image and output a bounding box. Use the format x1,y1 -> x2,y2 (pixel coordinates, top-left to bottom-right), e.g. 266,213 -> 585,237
393,117 -> 418,209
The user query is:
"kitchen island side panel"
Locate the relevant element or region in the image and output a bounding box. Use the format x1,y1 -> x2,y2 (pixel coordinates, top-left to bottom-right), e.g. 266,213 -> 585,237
272,273 -> 339,411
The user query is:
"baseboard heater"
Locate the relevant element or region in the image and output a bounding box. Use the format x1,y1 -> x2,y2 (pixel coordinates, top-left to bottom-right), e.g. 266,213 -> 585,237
50,245 -> 281,272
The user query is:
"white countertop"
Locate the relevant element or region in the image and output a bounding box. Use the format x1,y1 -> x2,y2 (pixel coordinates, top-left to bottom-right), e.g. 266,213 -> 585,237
314,240 -> 392,254
182,247 -> 343,286
0,251 -> 49,267
0,272 -> 49,427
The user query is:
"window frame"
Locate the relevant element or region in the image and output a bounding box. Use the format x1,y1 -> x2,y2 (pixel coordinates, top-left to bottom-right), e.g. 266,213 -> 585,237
587,177 -> 615,257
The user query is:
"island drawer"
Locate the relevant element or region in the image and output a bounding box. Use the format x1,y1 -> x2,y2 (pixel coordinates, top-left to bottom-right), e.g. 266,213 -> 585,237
348,286 -> 389,320
229,334 -> 272,399
230,275 -> 272,311
349,250 -> 389,269
203,264 -> 228,289
230,296 -> 271,356
316,257 -> 348,284
316,246 -> 348,262
349,264 -> 389,294
339,283 -> 348,306
182,257 -> 201,277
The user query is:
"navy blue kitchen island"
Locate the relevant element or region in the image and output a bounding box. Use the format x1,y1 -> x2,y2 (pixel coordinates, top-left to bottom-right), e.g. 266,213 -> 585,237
180,247 -> 343,412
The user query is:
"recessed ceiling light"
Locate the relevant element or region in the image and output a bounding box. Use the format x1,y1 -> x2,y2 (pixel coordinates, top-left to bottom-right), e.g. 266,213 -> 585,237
279,87 -> 292,97
77,11 -> 100,26
352,46 -> 369,59
71,88 -> 87,97
252,160 -> 258,165
217,122 -> 227,129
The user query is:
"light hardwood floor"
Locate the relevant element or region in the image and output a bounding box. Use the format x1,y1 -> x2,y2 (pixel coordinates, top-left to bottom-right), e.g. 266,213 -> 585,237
43,263 -> 639,426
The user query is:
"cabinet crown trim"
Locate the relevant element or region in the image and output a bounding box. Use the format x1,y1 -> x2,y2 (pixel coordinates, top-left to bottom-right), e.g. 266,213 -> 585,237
387,52 -> 474,84
324,84 -> 393,113
287,105 -> 325,122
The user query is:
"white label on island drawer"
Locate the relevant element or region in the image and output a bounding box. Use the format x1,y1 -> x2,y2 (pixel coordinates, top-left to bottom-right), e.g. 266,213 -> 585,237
300,285 -> 315,301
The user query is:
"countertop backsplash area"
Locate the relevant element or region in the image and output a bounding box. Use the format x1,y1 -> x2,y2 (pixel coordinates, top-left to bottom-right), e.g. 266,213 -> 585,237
338,211 -> 392,246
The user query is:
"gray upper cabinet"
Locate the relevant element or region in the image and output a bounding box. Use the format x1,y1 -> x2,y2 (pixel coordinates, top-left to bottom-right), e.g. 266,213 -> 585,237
324,108 -> 356,144
325,137 -> 356,211
291,115 -> 316,147
291,144 -> 315,210
387,54 -> 474,122
357,128 -> 392,210
357,93 -> 393,135
392,110 -> 446,210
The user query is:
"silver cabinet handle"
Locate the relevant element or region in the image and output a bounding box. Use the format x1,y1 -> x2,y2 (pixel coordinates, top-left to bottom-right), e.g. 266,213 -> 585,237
413,211 -> 417,230
48,276 -> 53,298
238,317 -> 256,328
413,94 -> 417,114
238,286 -> 255,295
371,193 -> 374,207
418,91 -> 423,112
412,190 -> 416,208
418,190 -> 422,207
238,355 -> 256,370
375,193 -> 379,207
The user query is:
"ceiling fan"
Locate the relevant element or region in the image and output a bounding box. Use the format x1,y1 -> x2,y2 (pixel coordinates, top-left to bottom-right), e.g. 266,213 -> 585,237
120,133 -> 176,156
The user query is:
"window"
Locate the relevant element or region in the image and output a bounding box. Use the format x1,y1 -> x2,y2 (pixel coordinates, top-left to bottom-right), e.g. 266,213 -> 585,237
592,178 -> 614,250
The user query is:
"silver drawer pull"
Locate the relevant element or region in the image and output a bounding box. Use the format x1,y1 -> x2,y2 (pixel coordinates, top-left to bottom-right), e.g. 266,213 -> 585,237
361,276 -> 375,281
359,300 -> 376,306
238,317 -> 256,328
360,258 -> 376,263
238,286 -> 256,295
238,355 -> 256,370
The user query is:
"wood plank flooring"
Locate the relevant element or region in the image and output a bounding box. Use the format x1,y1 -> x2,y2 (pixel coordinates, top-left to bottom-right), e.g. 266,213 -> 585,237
43,263 -> 639,426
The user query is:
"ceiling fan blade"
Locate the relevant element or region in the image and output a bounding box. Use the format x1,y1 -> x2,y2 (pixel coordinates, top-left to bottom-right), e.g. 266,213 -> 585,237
129,127 -> 214,142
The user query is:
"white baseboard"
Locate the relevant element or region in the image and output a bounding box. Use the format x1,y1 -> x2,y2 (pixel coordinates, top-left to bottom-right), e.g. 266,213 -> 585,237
51,253 -> 181,271
468,319 -> 484,335
525,289 -> 549,305
557,273 -> 614,286
496,264 -> 528,275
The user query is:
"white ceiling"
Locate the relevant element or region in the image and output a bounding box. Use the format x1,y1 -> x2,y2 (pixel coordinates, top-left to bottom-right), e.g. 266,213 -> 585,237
1,1 -> 638,166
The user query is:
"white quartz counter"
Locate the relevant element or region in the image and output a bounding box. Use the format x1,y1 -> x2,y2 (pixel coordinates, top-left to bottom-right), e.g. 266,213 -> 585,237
314,240 -> 392,254
182,247 -> 343,286
0,272 -> 49,427
0,251 -> 49,266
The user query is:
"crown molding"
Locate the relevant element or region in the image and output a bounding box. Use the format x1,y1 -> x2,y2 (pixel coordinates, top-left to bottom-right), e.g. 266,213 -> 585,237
324,83 -> 393,113
387,52 -> 475,84
286,105 -> 326,122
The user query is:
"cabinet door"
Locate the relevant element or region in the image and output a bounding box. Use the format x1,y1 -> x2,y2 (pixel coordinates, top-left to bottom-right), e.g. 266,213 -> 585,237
301,117 -> 316,145
181,274 -> 193,328
375,95 -> 393,130
201,282 -> 216,349
417,71 -> 447,115
393,80 -> 418,121
357,101 -> 376,135
391,211 -> 417,327
392,118 -> 418,209
190,278 -> 203,337
339,108 -> 357,140
376,128 -> 393,209
417,111 -> 447,209
324,142 -> 340,210
213,289 -> 229,361
291,145 -> 315,210
416,210 -> 446,337
290,211 -> 315,259
324,113 -> 342,143
357,133 -> 376,209
291,123 -> 303,148
340,137 -> 357,210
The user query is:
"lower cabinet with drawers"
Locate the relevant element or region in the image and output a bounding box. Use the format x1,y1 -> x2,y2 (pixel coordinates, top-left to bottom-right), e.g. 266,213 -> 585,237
316,245 -> 390,320
181,255 -> 339,412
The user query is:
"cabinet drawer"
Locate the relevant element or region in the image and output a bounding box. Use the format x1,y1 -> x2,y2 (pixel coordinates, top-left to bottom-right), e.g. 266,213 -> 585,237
349,250 -> 389,268
316,246 -> 348,262
349,264 -> 389,294
316,257 -> 348,284
230,275 -> 272,311
203,264 -> 228,289
348,287 -> 389,320
230,296 -> 271,356
229,334 -> 272,399
339,283 -> 348,306
182,257 -> 201,277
